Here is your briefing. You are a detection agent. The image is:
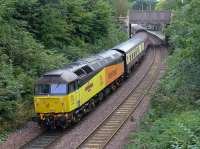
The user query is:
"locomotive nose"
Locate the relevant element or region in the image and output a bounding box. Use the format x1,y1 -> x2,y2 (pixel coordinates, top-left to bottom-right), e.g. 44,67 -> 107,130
34,96 -> 67,113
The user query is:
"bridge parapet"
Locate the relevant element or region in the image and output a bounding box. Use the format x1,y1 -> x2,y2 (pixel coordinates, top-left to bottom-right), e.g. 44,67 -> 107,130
129,10 -> 171,25
128,10 -> 171,37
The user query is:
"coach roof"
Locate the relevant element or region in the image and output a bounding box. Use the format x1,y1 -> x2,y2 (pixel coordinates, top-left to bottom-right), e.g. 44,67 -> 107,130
112,32 -> 147,53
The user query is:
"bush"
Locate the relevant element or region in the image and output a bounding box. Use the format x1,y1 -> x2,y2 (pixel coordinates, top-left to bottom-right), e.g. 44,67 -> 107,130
126,111 -> 200,149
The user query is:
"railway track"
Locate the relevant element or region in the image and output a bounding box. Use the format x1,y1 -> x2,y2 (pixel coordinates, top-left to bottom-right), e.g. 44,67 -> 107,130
20,47 -> 164,149
20,130 -> 64,149
77,47 -> 162,149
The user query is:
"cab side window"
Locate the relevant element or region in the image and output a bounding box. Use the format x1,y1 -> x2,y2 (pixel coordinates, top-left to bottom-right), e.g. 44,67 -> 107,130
68,82 -> 75,93
68,81 -> 78,93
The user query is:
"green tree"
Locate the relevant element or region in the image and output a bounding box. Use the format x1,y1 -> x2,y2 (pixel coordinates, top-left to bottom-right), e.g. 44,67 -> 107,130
130,0 -> 157,11
155,0 -> 187,10
112,0 -> 129,17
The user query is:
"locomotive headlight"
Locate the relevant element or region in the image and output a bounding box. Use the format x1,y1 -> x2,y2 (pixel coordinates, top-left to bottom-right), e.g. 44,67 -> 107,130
35,102 -> 39,107
40,114 -> 45,120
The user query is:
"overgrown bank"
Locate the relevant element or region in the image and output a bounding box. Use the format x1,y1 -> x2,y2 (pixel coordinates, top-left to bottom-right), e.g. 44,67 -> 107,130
0,0 -> 127,138
127,0 -> 200,148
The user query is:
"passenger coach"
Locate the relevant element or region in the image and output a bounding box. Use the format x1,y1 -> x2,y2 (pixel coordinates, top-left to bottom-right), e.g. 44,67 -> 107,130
112,32 -> 148,75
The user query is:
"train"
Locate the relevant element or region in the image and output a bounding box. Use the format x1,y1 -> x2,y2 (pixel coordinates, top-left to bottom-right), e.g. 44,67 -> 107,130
33,29 -> 163,129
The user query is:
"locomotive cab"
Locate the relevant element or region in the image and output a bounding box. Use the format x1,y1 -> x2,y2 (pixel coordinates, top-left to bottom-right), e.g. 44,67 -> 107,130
34,82 -> 80,113
33,70 -> 80,128
34,83 -> 69,113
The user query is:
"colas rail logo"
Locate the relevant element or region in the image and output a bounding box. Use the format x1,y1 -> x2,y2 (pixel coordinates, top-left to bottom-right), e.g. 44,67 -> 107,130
85,82 -> 93,92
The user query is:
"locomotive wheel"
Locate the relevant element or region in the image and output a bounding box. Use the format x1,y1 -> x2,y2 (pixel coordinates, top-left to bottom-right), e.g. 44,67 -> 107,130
120,76 -> 124,82
116,80 -> 121,87
98,92 -> 104,102
88,99 -> 96,112
84,103 -> 91,114
111,83 -> 117,91
91,99 -> 96,109
83,106 -> 89,114
72,113 -> 81,123
104,87 -> 111,95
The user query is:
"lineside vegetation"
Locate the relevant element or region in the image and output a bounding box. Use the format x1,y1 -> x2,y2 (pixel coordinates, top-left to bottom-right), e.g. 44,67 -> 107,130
127,0 -> 200,148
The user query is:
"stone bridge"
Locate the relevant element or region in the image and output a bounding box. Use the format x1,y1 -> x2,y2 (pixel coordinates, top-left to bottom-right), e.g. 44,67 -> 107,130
128,10 -> 171,37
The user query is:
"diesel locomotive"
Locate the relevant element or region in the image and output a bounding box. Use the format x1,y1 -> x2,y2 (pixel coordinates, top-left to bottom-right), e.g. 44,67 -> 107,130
33,31 -> 156,129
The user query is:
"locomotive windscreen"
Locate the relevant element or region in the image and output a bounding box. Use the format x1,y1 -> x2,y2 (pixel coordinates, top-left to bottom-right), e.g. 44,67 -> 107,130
35,83 -> 68,95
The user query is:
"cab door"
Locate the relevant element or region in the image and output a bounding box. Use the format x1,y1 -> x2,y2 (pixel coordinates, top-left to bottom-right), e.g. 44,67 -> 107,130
75,80 -> 80,107
68,80 -> 80,110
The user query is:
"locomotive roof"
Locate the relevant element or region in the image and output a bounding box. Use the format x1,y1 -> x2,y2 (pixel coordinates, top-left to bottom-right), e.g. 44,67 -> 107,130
42,69 -> 78,83
112,33 -> 147,53
73,49 -> 122,69
37,50 -> 122,84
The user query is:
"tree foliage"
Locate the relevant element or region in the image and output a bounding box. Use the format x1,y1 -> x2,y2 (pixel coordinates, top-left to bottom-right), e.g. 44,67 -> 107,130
111,0 -> 129,17
127,111 -> 200,148
13,0 -> 126,57
155,0 -> 185,11
129,0 -> 157,11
